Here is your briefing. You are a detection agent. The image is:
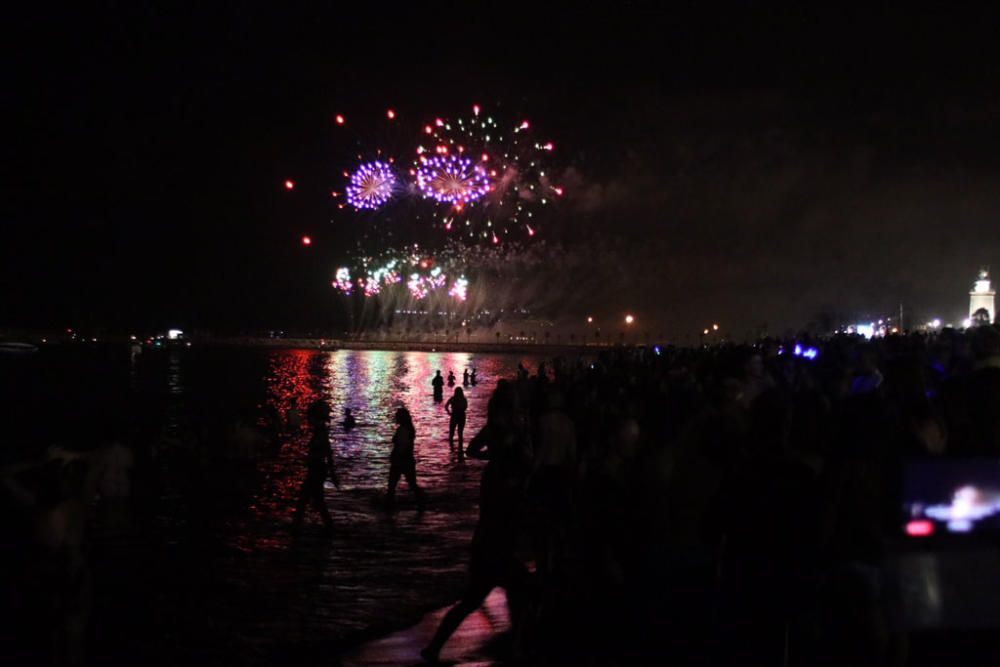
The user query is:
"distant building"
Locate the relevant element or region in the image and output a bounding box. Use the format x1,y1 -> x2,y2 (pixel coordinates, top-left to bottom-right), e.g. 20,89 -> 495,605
970,268 -> 995,323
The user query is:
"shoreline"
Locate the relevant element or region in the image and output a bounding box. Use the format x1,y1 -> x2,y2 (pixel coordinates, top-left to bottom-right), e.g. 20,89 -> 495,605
19,335 -> 617,355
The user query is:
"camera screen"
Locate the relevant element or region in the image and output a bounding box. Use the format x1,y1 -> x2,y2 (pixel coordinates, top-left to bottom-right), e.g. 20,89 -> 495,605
902,460 -> 1000,538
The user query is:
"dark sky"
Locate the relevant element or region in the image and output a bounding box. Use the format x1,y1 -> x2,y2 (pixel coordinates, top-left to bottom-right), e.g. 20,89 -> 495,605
4,3 -> 1000,337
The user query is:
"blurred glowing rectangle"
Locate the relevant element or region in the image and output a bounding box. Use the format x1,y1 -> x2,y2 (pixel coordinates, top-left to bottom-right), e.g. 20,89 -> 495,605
906,520 -> 935,537
855,323 -> 875,339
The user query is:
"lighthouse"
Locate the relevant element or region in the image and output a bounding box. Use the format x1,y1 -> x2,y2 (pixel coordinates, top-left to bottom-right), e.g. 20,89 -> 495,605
969,268 -> 996,324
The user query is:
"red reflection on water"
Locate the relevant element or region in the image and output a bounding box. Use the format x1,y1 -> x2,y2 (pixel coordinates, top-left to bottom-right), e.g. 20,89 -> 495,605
231,350 -> 542,554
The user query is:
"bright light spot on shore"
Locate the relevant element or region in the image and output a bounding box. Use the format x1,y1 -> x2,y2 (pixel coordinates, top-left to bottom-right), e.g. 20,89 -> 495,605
284,180 -> 295,190
167,329 -> 183,340
386,109 -> 396,119
963,318 -> 973,328
301,236 -> 312,246
335,114 -> 345,125
625,314 -> 635,325
712,323 -> 719,331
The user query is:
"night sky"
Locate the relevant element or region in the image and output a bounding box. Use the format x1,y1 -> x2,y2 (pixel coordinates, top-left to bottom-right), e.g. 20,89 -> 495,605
5,4 -> 1000,338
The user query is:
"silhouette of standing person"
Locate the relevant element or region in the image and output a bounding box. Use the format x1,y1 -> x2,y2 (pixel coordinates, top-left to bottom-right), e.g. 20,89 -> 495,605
432,371 -> 445,402
446,387 -> 469,451
470,368 -> 478,386
388,407 -> 424,511
447,371 -> 456,387
463,369 -> 470,386
293,400 -> 339,532
422,417 -> 530,662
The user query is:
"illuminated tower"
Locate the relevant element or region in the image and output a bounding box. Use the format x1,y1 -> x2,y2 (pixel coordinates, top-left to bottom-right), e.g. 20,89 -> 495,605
969,268 -> 995,322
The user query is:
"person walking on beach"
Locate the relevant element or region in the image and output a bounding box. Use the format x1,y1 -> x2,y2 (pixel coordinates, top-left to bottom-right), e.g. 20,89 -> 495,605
445,387 -> 468,451
388,407 -> 424,511
422,416 -> 530,662
432,371 -> 445,402
293,400 -> 339,532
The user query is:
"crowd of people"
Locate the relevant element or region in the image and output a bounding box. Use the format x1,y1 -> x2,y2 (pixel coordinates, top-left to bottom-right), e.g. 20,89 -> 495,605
418,326 -> 1000,665
3,325 -> 1000,665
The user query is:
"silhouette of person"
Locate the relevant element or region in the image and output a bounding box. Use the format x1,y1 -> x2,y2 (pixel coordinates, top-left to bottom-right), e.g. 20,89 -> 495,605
446,387 -> 469,451
432,371 -> 445,402
447,371 -> 456,387
388,407 -> 424,511
342,408 -> 357,431
293,400 -> 339,531
463,369 -> 470,386
471,368 -> 478,386
422,418 -> 530,662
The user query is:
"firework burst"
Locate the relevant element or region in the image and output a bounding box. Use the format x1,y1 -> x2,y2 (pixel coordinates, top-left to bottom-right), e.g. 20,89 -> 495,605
346,160 -> 397,210
331,244 -> 479,304
415,154 -> 491,205
415,105 -> 561,242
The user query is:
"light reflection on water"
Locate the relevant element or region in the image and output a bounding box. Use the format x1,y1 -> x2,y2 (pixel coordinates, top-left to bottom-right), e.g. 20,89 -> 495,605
246,349 -> 540,536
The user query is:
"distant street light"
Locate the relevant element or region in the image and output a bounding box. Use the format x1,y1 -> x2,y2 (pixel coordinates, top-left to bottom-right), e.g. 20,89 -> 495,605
587,316 -> 594,323
712,323 -> 719,331
625,314 -> 635,325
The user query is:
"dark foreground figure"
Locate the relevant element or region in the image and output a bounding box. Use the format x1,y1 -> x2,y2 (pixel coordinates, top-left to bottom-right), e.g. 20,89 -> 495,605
423,406 -> 530,661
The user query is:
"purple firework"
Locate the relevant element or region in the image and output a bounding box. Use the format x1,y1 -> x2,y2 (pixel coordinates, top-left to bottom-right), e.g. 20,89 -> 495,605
416,154 -> 491,205
346,161 -> 396,209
